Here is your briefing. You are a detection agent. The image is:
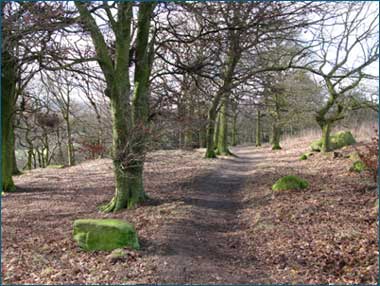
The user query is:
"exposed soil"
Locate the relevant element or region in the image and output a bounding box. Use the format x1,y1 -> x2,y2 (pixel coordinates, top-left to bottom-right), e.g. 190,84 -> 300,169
2,141 -> 378,284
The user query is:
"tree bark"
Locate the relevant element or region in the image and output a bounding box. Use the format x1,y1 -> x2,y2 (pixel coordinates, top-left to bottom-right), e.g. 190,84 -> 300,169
12,131 -> 21,175
95,2 -> 155,212
255,110 -> 262,147
231,104 -> 238,147
205,107 -> 218,158
321,122 -> 332,153
65,114 -> 75,166
2,51 -> 17,192
216,94 -> 232,155
271,122 -> 282,150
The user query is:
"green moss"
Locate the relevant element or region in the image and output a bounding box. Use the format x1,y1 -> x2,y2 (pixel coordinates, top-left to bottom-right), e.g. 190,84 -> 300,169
310,140 -> 322,152
299,154 -> 308,160
272,145 -> 282,150
73,219 -> 139,251
299,152 -> 314,160
310,131 -> 356,152
272,175 -> 309,191
47,165 -> 65,169
350,160 -> 365,173
331,131 -> 356,149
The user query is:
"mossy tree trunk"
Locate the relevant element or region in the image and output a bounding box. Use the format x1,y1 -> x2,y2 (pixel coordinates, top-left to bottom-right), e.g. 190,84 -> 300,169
205,47 -> 240,158
255,109 -> 262,147
129,3 -> 156,206
76,2 -> 156,212
315,80 -> 346,153
205,106 -> 218,158
2,51 -> 17,192
271,123 -> 281,150
213,112 -> 220,150
216,94 -> 232,155
320,121 -> 332,153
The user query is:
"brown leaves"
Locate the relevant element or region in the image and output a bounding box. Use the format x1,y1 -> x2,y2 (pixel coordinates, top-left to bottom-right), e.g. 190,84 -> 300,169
242,142 -> 378,284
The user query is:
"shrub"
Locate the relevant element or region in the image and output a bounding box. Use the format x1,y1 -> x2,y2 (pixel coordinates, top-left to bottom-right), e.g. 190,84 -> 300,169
78,140 -> 107,160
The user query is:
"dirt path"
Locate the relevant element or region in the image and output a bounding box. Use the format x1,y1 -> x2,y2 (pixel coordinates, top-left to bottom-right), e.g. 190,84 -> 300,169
156,146 -> 266,283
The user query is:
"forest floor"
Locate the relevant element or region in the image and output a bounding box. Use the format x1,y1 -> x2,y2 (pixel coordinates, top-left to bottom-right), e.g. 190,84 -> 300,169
2,137 -> 378,284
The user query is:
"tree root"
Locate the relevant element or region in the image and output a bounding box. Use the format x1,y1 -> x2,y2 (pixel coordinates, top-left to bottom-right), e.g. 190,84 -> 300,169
99,197 -> 116,213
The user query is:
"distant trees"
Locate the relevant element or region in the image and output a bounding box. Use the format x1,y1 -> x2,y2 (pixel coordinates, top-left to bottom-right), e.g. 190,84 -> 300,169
2,2 -> 378,203
2,2 -> 69,191
291,2 -> 379,152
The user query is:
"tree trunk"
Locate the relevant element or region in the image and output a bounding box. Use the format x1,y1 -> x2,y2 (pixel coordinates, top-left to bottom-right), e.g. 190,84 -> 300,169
184,103 -> 194,149
100,2 -> 155,212
26,148 -> 33,170
271,122 -> 282,150
42,131 -> 50,167
56,128 -> 65,164
217,94 -> 232,155
76,2 -> 155,212
12,131 -> 21,175
321,122 -> 332,153
255,110 -> 262,147
213,112 -> 220,150
65,115 -> 75,166
101,90 -> 133,212
2,51 -> 16,192
205,107 -> 218,158
199,124 -> 207,148
231,104 -> 238,147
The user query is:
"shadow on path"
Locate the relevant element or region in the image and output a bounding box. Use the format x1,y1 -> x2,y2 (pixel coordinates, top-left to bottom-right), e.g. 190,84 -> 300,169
156,146 -> 268,283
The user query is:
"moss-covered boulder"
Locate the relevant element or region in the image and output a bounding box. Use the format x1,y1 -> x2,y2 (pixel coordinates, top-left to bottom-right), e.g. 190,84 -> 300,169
331,131 -> 356,149
310,131 -> 356,152
73,219 -> 139,251
272,175 -> 309,191
349,160 -> 365,173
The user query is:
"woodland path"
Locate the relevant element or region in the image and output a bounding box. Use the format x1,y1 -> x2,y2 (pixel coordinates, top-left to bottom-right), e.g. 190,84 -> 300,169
157,146 -> 267,283
4,143 -> 377,284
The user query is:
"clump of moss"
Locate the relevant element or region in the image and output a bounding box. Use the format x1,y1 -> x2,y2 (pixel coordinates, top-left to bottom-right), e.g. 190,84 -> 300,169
310,140 -> 322,152
299,152 -> 314,160
349,160 -> 365,173
272,175 -> 309,191
299,154 -> 308,160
